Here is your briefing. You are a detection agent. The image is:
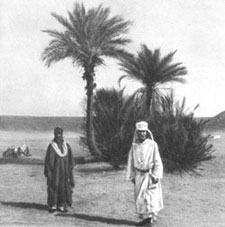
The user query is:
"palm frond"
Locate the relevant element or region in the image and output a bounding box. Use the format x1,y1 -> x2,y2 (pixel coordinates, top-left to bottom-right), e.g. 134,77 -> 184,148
118,45 -> 188,110
51,13 -> 75,33
158,50 -> 177,68
42,2 -> 131,70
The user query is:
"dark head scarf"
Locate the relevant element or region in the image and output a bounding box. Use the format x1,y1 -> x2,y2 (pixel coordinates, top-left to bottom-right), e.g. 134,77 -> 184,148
54,127 -> 63,137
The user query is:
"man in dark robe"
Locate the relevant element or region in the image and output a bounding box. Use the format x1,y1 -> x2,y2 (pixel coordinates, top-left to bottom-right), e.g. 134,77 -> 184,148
44,127 -> 75,213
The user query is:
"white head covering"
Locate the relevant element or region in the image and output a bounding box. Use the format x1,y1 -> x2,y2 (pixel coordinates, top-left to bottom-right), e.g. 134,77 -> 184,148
136,121 -> 148,131
133,121 -> 154,142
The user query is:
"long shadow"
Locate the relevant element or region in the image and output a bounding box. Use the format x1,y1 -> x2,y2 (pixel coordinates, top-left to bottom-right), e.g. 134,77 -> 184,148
0,156 -> 96,166
57,213 -> 136,226
77,166 -> 122,174
0,158 -> 44,166
1,201 -> 47,211
1,202 -> 137,225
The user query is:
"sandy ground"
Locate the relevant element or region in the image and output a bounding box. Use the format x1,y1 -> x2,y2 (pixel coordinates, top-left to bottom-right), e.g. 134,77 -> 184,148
0,136 -> 224,227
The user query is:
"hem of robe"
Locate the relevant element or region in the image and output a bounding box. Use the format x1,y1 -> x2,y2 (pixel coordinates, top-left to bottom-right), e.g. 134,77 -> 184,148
138,211 -> 159,220
136,206 -> 164,213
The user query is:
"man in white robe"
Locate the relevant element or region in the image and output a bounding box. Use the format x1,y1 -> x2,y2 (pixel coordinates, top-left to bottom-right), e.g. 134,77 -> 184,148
126,121 -> 163,227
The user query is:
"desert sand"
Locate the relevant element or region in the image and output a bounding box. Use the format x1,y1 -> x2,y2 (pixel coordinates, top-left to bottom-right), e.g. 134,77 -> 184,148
0,133 -> 224,227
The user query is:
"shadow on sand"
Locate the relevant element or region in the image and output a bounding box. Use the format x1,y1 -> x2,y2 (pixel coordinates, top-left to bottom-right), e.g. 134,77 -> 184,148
77,165 -> 123,174
1,201 -> 47,211
0,157 -> 44,165
57,213 -> 136,226
0,156 -> 90,166
1,202 -> 136,225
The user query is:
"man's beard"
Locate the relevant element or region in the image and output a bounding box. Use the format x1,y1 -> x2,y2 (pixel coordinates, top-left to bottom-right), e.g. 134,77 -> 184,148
138,136 -> 146,143
55,136 -> 64,144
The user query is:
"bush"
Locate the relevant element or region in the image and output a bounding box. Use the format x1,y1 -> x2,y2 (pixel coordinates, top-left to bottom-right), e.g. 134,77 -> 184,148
149,93 -> 214,173
80,89 -> 214,173
81,88 -> 134,168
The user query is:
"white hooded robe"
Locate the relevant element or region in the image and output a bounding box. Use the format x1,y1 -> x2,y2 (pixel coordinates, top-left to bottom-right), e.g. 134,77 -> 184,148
126,138 -> 163,218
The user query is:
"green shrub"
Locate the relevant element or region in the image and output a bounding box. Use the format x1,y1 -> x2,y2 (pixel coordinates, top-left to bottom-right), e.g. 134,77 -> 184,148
149,93 -> 214,173
80,89 -> 214,173
80,88 -> 134,168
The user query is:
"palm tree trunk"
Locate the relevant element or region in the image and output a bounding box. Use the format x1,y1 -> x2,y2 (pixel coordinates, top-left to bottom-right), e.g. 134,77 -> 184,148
145,87 -> 153,115
85,72 -> 101,157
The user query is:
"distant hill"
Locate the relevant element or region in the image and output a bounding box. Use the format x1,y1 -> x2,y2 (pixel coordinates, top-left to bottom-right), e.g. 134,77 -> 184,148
0,116 -> 83,132
0,114 -> 219,132
195,117 -> 212,123
204,111 -> 225,130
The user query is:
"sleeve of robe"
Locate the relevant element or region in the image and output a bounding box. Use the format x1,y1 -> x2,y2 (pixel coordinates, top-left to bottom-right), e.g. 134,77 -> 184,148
44,144 -> 56,187
126,145 -> 135,181
67,143 -> 75,188
151,142 -> 163,179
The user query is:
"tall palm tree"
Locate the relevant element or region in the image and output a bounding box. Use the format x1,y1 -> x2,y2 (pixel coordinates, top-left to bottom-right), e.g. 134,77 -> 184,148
119,44 -> 187,115
41,2 -> 131,156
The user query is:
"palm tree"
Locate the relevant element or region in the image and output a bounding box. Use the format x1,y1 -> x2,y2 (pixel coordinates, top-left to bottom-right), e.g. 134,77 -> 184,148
41,2 -> 131,156
119,44 -> 187,115
89,87 -> 136,167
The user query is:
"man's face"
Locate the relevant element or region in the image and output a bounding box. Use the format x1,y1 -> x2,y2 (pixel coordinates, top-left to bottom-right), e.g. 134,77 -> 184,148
55,131 -> 63,141
137,130 -> 147,142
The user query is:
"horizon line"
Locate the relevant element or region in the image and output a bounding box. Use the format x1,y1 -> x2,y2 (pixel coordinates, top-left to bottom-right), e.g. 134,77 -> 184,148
0,114 -> 213,118
0,115 -> 84,118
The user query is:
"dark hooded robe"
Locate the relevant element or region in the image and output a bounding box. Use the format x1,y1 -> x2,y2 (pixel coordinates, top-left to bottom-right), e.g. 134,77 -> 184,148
44,140 -> 75,207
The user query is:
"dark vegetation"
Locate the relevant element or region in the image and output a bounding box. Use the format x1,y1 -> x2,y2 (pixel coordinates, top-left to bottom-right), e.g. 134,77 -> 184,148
81,89 -> 214,173
39,2 -> 215,173
148,94 -> 214,173
41,2 -> 131,157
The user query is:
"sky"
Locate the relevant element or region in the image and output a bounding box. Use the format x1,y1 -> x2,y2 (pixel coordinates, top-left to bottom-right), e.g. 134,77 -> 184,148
1,0 -> 225,117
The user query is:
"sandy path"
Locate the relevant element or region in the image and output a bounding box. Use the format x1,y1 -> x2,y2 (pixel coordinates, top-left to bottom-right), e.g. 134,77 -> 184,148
0,137 -> 224,227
